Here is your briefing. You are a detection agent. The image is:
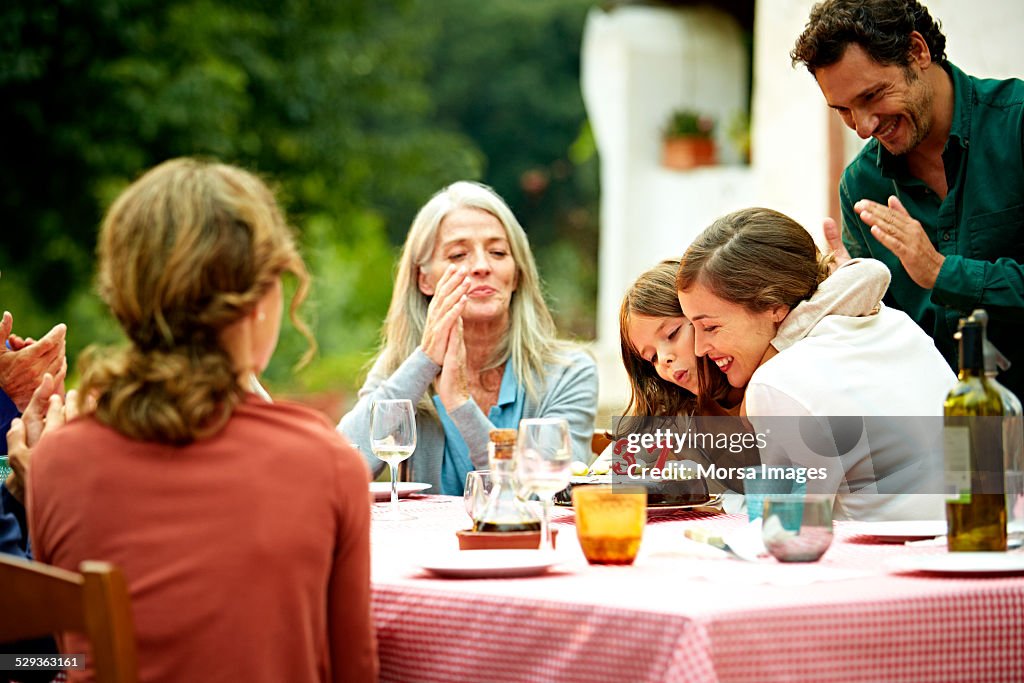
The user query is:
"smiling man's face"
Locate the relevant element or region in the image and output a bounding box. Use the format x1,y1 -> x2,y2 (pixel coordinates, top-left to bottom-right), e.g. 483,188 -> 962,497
815,42 -> 935,156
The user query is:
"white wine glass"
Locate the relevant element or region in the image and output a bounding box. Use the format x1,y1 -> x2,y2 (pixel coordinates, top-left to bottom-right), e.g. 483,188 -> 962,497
370,399 -> 417,521
516,417 -> 572,552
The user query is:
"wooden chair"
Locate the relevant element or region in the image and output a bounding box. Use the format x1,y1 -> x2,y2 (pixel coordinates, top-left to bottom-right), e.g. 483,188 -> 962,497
591,430 -> 614,458
0,555 -> 138,683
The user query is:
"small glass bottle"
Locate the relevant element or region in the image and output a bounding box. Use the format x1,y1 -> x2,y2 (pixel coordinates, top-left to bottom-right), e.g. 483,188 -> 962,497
473,429 -> 541,533
944,310 -> 1007,551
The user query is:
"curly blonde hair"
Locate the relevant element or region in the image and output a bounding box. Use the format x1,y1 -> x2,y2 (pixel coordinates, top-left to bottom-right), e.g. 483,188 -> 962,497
79,158 -> 314,444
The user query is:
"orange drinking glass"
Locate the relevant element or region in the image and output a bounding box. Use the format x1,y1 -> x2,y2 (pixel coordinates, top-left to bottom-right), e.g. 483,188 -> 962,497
572,485 -> 646,565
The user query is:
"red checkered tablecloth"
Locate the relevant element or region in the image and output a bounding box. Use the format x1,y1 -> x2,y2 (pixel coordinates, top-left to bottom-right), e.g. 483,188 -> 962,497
371,496 -> 1024,683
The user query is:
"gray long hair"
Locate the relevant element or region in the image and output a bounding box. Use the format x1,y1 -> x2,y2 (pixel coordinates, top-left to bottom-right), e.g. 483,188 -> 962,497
376,181 -> 571,412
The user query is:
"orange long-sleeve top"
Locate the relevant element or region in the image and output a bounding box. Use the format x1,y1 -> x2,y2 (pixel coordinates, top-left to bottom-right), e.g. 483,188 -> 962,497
28,394 -> 378,683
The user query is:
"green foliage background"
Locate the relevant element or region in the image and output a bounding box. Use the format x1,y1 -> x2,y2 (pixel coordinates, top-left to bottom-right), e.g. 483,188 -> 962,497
0,0 -> 599,410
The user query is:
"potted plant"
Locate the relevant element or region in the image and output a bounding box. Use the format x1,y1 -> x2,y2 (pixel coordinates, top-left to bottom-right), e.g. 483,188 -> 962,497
661,109 -> 716,170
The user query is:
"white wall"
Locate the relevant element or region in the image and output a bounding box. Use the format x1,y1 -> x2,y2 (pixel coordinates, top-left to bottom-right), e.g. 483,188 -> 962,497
582,5 -> 753,419
751,0 -> 833,242
585,0 -> 1024,419
921,0 -> 1024,78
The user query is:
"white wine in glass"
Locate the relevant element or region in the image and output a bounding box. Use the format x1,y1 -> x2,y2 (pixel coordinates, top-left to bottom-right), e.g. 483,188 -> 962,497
516,417 -> 572,551
370,399 -> 417,521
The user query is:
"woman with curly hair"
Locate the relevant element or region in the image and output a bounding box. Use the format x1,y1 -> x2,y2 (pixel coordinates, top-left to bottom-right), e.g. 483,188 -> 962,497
28,158 -> 377,682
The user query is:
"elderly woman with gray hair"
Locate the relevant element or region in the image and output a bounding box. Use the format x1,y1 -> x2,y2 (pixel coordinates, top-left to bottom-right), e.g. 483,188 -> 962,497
339,181 -> 597,495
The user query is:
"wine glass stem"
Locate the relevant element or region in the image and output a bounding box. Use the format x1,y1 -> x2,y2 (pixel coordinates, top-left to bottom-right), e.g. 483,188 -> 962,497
389,462 -> 400,518
540,497 -> 553,552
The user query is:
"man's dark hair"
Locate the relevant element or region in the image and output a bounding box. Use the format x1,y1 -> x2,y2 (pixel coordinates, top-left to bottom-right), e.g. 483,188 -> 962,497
791,0 -> 947,74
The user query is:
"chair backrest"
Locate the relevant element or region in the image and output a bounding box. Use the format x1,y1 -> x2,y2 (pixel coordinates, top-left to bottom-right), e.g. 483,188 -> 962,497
591,430 -> 614,457
0,555 -> 138,683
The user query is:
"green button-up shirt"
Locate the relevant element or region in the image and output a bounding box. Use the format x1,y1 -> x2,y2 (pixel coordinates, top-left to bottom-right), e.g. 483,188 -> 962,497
839,62 -> 1024,398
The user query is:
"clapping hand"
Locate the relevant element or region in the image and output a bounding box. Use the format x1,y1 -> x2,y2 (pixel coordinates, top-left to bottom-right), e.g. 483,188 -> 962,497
822,217 -> 851,272
5,373 -> 79,503
0,312 -> 67,411
438,317 -> 470,411
854,195 -> 945,289
420,265 -> 470,366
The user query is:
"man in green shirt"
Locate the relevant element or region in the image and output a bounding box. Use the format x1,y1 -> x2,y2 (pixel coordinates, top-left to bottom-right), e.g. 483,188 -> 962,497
791,0 -> 1024,398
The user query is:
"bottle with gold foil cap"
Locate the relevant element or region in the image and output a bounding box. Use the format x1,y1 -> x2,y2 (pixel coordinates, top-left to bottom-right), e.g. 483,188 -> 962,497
473,429 -> 540,532
944,310 -> 1007,551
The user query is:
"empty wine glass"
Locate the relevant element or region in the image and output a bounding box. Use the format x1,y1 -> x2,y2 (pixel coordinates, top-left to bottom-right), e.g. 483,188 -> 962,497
516,417 -> 572,552
370,399 -> 417,521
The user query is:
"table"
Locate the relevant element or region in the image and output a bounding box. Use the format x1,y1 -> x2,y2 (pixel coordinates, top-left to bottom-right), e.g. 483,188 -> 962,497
370,496 -> 1024,683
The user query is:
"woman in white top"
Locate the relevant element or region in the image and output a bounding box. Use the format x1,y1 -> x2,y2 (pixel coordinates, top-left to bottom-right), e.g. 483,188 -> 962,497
596,256 -> 895,497
677,207 -> 956,521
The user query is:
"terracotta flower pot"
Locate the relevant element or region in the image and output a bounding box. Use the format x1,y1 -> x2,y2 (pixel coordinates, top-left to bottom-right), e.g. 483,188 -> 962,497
662,136 -> 716,170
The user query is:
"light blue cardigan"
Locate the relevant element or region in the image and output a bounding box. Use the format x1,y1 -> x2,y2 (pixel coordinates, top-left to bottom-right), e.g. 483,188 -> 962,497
337,347 -> 599,492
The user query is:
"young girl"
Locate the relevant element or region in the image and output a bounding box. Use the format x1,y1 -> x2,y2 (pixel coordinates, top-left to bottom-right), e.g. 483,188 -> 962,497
601,255 -> 892,496
619,260 -> 741,419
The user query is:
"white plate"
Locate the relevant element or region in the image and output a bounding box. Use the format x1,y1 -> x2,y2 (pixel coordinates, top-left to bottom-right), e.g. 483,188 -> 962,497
847,520 -> 947,543
888,553 -> 1024,575
370,482 -> 431,502
418,550 -> 557,579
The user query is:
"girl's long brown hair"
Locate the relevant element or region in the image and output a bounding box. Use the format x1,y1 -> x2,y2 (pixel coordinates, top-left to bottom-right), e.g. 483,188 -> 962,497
79,158 -> 314,444
619,260 -> 731,423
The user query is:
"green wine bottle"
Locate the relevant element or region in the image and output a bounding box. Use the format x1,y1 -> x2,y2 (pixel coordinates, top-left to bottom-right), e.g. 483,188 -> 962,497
944,310 -> 1007,552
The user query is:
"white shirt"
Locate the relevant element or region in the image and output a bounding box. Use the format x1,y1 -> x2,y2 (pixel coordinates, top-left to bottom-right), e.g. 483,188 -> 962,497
745,305 -> 958,521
